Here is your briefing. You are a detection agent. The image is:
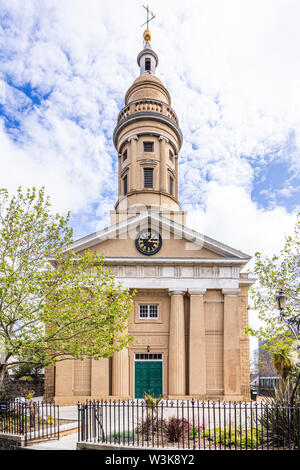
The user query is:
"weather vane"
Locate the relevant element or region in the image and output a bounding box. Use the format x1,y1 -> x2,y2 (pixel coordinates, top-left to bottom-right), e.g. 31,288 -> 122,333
141,5 -> 155,44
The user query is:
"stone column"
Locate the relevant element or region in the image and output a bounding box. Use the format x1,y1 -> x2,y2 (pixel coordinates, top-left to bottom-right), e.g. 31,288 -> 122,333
175,155 -> 179,199
159,135 -> 169,192
188,289 -> 206,396
168,289 -> 186,396
118,154 -> 122,197
222,288 -> 241,397
112,348 -> 129,397
128,134 -> 138,191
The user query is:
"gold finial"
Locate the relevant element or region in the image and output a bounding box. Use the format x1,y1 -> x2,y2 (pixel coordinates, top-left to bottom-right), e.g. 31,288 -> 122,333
144,29 -> 151,43
141,5 -> 155,43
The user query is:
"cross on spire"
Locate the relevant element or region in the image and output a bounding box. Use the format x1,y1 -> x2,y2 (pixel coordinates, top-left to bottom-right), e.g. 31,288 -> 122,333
141,4 -> 155,29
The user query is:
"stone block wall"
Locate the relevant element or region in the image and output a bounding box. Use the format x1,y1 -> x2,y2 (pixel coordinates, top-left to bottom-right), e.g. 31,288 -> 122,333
1,372 -> 44,398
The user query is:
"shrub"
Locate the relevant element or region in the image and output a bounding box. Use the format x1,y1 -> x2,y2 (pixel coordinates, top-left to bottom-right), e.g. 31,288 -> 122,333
39,415 -> 54,425
189,424 -> 204,439
204,426 -> 263,449
258,386 -> 300,448
165,417 -> 190,442
136,416 -> 166,438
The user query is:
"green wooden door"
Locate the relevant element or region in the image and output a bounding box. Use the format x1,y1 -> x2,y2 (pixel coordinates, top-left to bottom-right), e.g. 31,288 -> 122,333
135,361 -> 163,398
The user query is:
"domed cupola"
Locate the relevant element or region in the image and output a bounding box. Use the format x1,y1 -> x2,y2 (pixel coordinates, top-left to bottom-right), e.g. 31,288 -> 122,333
113,29 -> 183,215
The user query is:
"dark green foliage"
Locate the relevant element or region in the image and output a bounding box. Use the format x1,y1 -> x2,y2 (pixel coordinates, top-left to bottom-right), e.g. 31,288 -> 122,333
11,363 -> 43,380
259,386 -> 300,448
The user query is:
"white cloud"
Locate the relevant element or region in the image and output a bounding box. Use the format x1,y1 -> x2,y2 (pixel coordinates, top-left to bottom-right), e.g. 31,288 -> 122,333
0,0 -> 299,350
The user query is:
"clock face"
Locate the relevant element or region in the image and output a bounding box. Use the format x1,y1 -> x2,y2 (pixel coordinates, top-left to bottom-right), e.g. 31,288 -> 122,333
135,228 -> 162,255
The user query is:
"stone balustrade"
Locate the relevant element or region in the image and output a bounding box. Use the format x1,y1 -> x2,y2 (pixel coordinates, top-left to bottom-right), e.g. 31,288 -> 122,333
117,99 -> 179,125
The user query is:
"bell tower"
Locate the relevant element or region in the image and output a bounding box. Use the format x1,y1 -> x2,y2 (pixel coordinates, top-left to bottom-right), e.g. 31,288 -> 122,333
112,27 -> 185,223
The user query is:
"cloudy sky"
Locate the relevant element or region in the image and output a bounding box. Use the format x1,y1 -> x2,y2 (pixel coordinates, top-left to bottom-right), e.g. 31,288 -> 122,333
0,0 -> 299,352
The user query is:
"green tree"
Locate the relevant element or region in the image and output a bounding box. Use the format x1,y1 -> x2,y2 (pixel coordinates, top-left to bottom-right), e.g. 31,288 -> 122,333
0,187 -> 134,388
247,215 -> 299,347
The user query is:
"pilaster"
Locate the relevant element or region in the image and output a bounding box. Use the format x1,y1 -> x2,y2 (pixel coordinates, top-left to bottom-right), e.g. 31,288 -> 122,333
222,288 -> 241,397
168,289 -> 186,395
55,359 -> 73,397
112,348 -> 129,397
188,289 -> 206,396
159,135 -> 169,192
127,134 -> 138,191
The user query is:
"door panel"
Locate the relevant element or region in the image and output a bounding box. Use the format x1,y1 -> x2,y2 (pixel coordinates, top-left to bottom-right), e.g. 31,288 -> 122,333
135,361 -> 162,398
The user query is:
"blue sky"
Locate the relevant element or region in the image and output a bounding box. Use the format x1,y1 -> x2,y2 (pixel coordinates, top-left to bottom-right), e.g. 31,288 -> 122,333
0,0 -> 299,257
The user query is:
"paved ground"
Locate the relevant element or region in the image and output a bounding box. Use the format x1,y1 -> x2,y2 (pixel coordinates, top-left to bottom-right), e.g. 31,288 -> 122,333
28,405 -> 78,450
28,431 -> 78,450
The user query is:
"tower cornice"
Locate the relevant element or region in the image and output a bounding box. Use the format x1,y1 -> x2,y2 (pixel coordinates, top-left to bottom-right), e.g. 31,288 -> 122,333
113,112 -> 183,150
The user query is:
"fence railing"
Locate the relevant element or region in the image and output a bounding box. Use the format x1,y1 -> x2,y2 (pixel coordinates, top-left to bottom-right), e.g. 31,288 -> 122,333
78,399 -> 300,450
0,397 -> 59,446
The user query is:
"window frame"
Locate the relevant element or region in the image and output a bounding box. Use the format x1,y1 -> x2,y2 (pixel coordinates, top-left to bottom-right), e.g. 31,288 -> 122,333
123,149 -> 128,162
138,304 -> 159,320
143,167 -> 154,189
143,141 -> 154,152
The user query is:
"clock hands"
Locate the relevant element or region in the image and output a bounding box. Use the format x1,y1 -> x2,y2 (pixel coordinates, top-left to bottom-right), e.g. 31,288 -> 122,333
135,229 -> 162,255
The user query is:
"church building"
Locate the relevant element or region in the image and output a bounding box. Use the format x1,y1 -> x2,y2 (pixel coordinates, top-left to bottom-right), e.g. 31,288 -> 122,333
45,28 -> 252,405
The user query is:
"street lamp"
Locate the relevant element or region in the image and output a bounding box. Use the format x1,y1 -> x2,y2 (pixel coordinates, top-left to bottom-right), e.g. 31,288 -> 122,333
276,288 -> 300,405
276,289 -> 287,312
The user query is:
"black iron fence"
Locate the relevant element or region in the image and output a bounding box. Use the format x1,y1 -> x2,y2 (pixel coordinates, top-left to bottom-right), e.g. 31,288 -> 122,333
0,397 -> 59,446
78,399 -> 300,450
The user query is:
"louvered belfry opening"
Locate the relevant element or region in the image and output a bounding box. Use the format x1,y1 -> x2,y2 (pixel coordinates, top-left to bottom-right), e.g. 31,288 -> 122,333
144,168 -> 154,188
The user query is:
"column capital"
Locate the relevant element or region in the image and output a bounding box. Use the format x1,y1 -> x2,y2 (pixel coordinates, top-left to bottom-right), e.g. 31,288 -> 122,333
188,289 -> 206,296
222,288 -> 240,296
159,135 -> 169,143
127,134 -> 138,142
168,289 -> 187,296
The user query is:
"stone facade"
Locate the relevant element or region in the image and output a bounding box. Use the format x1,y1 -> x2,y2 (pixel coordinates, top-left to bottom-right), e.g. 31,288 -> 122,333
46,33 -> 253,405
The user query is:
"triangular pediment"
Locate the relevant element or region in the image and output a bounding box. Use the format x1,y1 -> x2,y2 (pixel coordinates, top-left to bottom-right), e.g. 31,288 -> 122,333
66,211 -> 251,264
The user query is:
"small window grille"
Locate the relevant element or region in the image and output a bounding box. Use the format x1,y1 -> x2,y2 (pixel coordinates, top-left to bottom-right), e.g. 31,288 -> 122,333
144,168 -> 153,188
169,176 -> 174,195
145,59 -> 151,71
138,304 -> 159,319
123,150 -> 127,162
135,353 -> 163,361
143,142 -> 154,152
123,175 -> 128,195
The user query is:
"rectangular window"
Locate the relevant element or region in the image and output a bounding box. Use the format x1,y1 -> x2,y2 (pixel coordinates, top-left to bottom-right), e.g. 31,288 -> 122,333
138,304 -> 159,320
143,142 -> 154,152
169,150 -> 173,161
144,168 -> 153,188
123,150 -> 127,162
169,176 -> 174,195
123,175 -> 127,195
145,59 -> 151,71
135,353 -> 162,361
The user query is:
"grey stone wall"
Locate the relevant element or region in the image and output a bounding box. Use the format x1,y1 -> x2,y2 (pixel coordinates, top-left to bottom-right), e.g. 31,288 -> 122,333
0,433 -> 25,450
1,372 -> 44,398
